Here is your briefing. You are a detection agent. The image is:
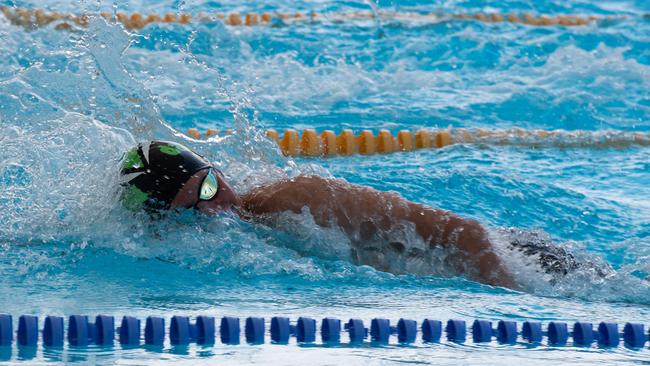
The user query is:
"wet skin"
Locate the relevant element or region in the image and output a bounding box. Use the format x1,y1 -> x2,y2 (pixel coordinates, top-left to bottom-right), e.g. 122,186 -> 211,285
170,169 -> 515,289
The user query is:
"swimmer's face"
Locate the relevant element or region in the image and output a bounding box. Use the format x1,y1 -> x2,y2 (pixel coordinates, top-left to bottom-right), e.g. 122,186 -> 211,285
170,167 -> 241,215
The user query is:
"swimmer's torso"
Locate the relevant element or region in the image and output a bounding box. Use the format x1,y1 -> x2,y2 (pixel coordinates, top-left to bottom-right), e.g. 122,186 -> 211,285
240,175 -> 513,286
241,175 -> 436,273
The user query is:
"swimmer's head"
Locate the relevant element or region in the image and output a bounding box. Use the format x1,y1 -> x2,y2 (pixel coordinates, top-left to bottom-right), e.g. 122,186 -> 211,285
119,140 -> 240,215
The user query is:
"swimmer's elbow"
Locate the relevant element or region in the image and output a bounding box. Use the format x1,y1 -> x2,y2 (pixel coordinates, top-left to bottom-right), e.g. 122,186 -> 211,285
440,216 -> 490,251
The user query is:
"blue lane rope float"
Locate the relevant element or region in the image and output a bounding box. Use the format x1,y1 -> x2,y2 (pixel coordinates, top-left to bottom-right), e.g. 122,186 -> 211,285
0,314 -> 647,350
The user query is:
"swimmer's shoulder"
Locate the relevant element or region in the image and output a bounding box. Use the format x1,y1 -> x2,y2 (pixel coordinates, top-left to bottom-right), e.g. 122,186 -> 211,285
241,174 -> 343,215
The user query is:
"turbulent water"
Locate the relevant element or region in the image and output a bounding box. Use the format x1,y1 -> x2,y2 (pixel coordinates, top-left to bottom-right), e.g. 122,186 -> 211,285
0,0 -> 649,364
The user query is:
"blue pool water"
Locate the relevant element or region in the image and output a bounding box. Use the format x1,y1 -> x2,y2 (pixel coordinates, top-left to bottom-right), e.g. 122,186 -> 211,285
1,0 -> 650,364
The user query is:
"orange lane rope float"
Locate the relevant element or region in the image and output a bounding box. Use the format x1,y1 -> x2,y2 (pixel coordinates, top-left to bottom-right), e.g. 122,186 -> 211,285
186,128 -> 650,157
0,6 -> 629,31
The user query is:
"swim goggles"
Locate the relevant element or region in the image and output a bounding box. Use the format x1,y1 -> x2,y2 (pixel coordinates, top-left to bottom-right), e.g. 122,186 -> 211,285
198,168 -> 220,203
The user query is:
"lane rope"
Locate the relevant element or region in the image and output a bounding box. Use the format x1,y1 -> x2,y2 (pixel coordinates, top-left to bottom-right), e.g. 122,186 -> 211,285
187,127 -> 650,157
0,313 -> 646,350
1,6 -> 635,31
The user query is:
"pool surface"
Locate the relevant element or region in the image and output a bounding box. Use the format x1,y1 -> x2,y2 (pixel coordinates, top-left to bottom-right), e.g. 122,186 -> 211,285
1,0 -> 650,364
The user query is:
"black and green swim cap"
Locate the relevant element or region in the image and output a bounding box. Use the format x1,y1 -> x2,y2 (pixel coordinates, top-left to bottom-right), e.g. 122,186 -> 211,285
120,140 -> 211,211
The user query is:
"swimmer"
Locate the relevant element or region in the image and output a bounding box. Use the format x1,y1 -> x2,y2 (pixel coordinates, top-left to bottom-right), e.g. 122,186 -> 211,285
119,140 -> 604,289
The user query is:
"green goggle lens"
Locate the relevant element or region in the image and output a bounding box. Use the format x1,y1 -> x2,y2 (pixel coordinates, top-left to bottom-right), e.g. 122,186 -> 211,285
199,169 -> 219,201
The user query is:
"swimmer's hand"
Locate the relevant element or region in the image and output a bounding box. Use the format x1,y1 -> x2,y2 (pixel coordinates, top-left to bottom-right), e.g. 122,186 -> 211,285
242,175 -> 516,289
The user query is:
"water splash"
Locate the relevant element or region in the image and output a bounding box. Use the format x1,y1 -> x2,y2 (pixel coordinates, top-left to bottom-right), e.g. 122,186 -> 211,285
0,10 -> 338,286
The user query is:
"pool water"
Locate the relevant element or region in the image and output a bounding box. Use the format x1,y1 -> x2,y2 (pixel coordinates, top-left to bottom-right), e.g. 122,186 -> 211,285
1,0 -> 650,364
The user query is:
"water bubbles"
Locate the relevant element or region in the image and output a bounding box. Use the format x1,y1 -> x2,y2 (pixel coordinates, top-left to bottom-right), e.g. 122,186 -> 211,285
1,164 -> 32,187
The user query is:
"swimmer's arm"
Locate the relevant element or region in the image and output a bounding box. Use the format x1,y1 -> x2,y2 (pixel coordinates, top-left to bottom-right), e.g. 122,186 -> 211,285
242,175 -> 515,288
405,203 -> 515,288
